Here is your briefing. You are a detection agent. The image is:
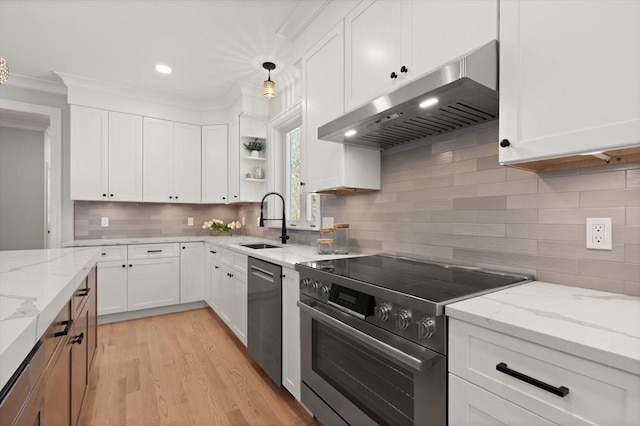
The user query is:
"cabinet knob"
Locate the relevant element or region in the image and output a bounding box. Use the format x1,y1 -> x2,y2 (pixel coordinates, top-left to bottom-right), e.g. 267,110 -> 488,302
110,194 -> 114,197
390,71 -> 398,79
182,246 -> 185,249
169,196 -> 173,199
300,182 -> 305,186
102,193 -> 107,197
71,332 -> 84,345
175,196 -> 179,200
129,264 -> 132,267
122,264 -> 126,268
233,195 -> 238,199
500,139 -> 511,147
400,65 -> 408,73
222,197 -> 226,200
215,266 -> 219,269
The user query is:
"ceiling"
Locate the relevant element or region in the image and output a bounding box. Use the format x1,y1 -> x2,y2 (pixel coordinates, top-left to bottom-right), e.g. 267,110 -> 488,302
0,0 -> 323,108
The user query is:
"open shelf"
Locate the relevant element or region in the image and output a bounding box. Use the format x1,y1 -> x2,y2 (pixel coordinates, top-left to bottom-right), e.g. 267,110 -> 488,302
242,156 -> 266,161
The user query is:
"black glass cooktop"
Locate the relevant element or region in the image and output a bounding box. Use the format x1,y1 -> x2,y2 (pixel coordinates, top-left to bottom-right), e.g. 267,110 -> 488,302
298,254 -> 530,303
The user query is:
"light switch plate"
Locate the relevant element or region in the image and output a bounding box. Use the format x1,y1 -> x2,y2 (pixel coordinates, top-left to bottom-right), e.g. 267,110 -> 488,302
586,218 -> 612,250
187,217 -> 194,226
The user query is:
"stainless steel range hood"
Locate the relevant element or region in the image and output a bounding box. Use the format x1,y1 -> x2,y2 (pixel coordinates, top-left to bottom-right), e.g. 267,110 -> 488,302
318,40 -> 499,150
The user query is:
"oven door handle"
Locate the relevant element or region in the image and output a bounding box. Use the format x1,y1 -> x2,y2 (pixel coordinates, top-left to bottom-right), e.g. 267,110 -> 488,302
297,299 -> 435,372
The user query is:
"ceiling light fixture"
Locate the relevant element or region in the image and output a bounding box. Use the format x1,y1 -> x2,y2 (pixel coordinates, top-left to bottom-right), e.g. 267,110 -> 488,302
262,62 -> 276,99
0,56 -> 8,84
155,64 -> 172,74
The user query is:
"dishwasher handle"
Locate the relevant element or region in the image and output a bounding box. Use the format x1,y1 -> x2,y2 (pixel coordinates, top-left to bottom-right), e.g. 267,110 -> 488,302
250,265 -> 275,282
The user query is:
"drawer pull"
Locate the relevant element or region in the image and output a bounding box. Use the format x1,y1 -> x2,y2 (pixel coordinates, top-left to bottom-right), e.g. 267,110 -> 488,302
54,320 -> 73,337
496,362 -> 569,397
147,249 -> 163,253
77,288 -> 90,297
71,332 -> 84,345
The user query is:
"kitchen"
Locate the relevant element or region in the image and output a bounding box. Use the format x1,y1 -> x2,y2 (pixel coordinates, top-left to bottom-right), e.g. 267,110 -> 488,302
1,1 -> 639,425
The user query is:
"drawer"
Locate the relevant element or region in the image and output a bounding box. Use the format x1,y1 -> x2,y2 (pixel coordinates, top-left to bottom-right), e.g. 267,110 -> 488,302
206,244 -> 221,260
43,302 -> 72,368
449,318 -> 640,426
96,246 -> 127,261
219,248 -> 247,273
128,243 -> 179,259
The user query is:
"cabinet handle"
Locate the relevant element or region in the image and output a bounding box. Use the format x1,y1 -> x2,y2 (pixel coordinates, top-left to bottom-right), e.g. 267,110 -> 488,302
215,266 -> 219,269
300,182 -> 305,186
210,250 -> 217,254
101,252 -> 107,256
390,71 -> 398,79
400,65 -> 408,73
102,193 -> 107,197
122,264 -> 126,268
496,363 -> 569,397
71,332 -> 84,345
500,139 -> 511,147
76,288 -> 90,297
129,264 -> 133,267
147,250 -> 162,253
54,320 -> 73,337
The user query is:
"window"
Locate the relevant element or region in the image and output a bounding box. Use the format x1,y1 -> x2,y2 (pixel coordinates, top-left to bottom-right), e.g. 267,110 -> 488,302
285,127 -> 320,229
268,102 -> 320,231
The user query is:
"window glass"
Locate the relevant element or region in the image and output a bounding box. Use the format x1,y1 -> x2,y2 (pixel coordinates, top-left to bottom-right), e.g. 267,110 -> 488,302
285,126 -> 320,229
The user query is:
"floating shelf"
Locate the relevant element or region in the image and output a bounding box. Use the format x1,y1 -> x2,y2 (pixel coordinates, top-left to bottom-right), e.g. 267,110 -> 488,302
243,178 -> 266,182
242,156 -> 266,161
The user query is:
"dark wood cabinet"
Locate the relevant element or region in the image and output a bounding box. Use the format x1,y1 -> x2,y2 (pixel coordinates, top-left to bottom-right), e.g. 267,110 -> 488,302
87,266 -> 98,368
43,340 -> 71,426
71,303 -> 89,426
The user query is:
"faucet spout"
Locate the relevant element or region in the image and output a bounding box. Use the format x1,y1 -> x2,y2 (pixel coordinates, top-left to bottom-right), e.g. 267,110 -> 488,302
259,192 -> 290,244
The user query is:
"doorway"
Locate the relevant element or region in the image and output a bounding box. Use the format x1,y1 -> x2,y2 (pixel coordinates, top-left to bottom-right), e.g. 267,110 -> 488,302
0,100 -> 61,249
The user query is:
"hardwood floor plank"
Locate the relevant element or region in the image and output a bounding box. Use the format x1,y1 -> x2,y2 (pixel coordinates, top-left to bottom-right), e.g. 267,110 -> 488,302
79,308 -> 317,426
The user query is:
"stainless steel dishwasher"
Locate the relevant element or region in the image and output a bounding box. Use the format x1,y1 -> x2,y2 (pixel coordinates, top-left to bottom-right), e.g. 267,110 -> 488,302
247,256 -> 282,385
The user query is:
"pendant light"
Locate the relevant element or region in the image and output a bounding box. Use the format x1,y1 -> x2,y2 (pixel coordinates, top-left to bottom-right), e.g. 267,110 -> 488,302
0,57 -> 8,84
262,62 -> 276,99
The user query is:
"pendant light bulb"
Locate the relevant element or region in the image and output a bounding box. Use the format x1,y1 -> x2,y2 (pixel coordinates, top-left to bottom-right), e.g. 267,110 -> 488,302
262,62 -> 276,99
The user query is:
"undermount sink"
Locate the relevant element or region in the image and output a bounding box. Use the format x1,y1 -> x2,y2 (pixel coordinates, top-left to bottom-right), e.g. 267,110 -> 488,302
241,243 -> 281,249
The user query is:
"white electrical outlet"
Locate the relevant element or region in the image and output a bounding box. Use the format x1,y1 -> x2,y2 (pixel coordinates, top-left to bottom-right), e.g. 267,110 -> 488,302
101,217 -> 109,227
187,217 -> 194,226
586,218 -> 612,250
241,216 -> 245,226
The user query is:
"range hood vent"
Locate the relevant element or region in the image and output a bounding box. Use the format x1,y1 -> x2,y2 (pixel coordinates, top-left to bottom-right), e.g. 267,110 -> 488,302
318,41 -> 499,150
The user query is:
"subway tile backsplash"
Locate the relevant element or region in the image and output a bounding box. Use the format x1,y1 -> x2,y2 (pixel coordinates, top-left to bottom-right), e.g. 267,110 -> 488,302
76,122 -> 640,296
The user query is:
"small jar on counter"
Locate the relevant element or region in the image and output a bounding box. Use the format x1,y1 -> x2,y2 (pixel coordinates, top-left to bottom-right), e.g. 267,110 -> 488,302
333,223 -> 350,254
319,227 -> 334,241
316,238 -> 334,255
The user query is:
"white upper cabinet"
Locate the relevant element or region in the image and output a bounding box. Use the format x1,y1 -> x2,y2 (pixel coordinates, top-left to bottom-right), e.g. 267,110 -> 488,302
344,0 -> 497,112
143,117 -> 201,203
227,118 -> 241,203
70,106 -> 143,202
345,0 -> 403,111
303,22 -> 381,193
499,0 -> 640,168
108,111 -> 143,201
202,125 -> 229,203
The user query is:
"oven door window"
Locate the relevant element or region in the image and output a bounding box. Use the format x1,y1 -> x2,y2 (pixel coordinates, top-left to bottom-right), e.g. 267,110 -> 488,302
312,321 -> 414,426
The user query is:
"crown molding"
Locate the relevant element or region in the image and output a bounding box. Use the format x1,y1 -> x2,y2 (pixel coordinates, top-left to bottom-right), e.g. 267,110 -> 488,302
276,0 -> 331,42
2,73 -> 67,95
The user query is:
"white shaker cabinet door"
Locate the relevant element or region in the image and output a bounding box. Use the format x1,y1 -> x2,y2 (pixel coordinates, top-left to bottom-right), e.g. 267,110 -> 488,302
179,242 -> 204,304
227,118 -> 240,203
344,0 -> 402,111
499,0 -> 640,165
127,257 -> 180,311
202,125 -> 229,203
108,111 -> 143,202
231,271 -> 247,347
173,122 -> 201,203
97,259 -> 128,316
70,105 -> 108,201
143,117 -> 174,202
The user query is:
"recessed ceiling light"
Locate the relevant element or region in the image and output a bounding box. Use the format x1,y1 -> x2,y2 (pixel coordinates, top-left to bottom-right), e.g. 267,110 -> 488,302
155,64 -> 172,74
419,97 -> 438,108
344,129 -> 357,137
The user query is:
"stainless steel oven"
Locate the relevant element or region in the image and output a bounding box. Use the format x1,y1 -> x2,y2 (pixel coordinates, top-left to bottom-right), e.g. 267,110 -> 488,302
295,255 -> 531,426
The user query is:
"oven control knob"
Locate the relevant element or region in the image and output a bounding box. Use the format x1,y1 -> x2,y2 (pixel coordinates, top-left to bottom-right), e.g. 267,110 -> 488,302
417,317 -> 436,339
300,277 -> 312,290
320,286 -> 330,298
309,280 -> 321,293
395,310 -> 412,330
374,303 -> 392,322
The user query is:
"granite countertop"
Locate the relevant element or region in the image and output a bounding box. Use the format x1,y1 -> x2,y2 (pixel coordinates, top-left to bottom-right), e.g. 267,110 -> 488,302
446,281 -> 640,375
63,236 -> 365,269
0,247 -> 100,389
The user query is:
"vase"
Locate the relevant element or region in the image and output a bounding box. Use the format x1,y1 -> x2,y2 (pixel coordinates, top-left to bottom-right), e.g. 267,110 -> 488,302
211,230 -> 231,236
251,150 -> 260,158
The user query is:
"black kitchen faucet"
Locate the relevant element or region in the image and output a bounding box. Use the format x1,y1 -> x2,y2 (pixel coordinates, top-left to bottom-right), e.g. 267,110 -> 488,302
259,192 -> 290,244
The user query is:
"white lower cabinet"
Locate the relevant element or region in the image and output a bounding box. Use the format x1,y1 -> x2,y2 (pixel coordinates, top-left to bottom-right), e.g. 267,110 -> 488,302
449,374 -> 556,426
448,318 -> 640,426
230,271 -> 247,346
127,245 -> 180,311
179,242 -> 204,303
217,264 -> 234,326
214,248 -> 248,346
96,246 -> 128,315
282,268 -> 301,401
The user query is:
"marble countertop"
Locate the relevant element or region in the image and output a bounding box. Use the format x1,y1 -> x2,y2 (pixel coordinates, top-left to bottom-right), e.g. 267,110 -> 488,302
63,236 -> 365,269
0,247 -> 100,390
446,281 -> 640,375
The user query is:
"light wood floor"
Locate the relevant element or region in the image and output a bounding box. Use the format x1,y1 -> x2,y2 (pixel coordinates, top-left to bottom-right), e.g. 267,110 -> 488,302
78,308 -> 317,426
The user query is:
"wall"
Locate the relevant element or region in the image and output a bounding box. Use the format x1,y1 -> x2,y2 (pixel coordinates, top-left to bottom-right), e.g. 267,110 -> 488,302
0,85 -> 73,242
242,122 -> 640,296
74,202 -> 242,239
0,126 -> 45,249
